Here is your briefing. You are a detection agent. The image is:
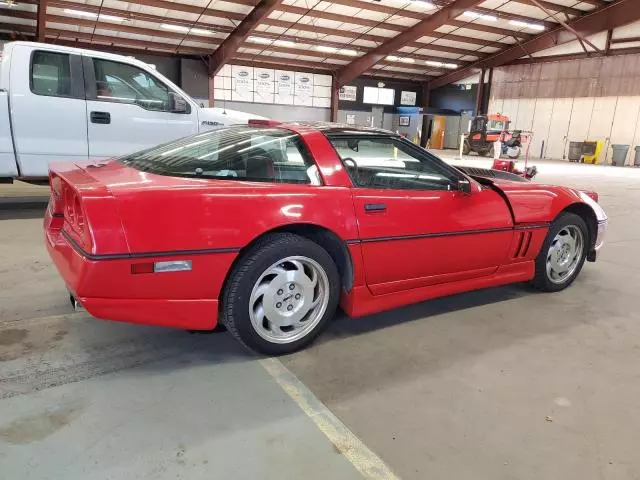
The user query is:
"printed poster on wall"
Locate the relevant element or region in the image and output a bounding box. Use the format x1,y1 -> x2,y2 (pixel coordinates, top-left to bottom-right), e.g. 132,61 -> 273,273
294,72 -> 313,106
400,90 -> 417,106
339,86 -> 357,102
231,65 -> 253,102
254,68 -> 274,104
346,114 -> 356,125
275,70 -> 294,105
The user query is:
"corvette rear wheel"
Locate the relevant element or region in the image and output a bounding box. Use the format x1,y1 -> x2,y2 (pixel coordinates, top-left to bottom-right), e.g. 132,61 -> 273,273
532,212 -> 588,292
222,233 -> 340,355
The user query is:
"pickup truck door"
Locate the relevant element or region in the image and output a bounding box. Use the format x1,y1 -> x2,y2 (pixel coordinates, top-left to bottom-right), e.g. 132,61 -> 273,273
325,133 -> 515,295
83,56 -> 198,159
8,47 -> 88,177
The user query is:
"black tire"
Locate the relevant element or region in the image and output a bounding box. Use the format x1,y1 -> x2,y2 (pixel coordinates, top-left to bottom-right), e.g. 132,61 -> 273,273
532,212 -> 589,292
222,233 -> 340,355
462,140 -> 471,156
477,148 -> 490,157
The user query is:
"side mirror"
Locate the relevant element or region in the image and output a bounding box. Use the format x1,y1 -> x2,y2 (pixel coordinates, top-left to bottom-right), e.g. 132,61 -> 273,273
457,178 -> 472,194
169,92 -> 188,113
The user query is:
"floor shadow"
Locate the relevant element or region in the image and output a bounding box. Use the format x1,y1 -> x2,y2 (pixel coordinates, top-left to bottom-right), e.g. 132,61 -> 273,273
0,207 -> 46,220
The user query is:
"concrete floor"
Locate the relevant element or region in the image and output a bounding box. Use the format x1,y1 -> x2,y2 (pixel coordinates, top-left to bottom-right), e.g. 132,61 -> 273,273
2,158 -> 640,479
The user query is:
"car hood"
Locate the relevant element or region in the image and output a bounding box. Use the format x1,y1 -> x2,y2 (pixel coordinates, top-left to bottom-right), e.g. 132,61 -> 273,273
454,166 -> 606,224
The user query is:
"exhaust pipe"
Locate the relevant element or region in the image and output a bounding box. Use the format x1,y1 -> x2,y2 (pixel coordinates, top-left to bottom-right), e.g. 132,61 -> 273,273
69,293 -> 85,312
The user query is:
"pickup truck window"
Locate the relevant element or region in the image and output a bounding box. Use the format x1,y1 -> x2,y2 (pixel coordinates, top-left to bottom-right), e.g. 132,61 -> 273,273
92,58 -> 182,113
30,51 -> 72,97
120,126 -> 321,185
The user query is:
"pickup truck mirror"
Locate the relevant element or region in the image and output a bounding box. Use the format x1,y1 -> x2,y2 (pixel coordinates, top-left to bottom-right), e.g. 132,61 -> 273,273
169,92 -> 188,113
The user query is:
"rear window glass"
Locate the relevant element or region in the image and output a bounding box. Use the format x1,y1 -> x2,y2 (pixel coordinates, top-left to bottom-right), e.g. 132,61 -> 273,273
119,126 -> 321,185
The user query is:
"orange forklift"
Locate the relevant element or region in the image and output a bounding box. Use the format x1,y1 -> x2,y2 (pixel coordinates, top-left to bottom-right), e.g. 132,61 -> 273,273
462,113 -> 518,157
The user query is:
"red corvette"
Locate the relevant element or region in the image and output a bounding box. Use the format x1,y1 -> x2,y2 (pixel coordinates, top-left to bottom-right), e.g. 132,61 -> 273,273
45,121 -> 608,354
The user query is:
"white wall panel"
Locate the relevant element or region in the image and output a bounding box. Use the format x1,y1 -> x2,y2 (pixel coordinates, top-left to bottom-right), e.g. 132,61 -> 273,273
488,97 -> 504,115
566,97 -> 595,144
513,98 -> 536,132
500,99 -> 519,123
546,98 -> 574,159
609,96 -> 640,165
530,99 -> 554,158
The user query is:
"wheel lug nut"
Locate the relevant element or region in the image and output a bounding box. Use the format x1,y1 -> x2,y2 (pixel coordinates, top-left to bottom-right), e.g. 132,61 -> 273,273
276,302 -> 282,308
277,289 -> 283,295
287,305 -> 293,311
295,294 -> 301,300
289,284 -> 295,290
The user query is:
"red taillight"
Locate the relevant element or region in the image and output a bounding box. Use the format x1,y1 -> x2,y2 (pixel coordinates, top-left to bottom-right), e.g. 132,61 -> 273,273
50,174 -> 64,215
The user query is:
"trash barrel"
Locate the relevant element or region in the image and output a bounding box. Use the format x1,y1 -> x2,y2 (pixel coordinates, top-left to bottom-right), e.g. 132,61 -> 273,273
634,146 -> 640,167
611,144 -> 630,166
568,141 -> 583,162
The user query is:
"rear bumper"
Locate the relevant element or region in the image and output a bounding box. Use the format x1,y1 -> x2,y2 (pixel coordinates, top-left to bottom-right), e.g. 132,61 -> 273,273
45,209 -> 230,330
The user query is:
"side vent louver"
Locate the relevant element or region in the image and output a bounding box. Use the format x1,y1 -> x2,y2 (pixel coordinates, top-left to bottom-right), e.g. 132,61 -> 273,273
513,231 -> 533,259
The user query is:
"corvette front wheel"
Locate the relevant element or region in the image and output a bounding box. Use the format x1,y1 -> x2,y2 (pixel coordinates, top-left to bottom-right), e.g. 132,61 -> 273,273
222,233 -> 340,355
532,212 -> 588,292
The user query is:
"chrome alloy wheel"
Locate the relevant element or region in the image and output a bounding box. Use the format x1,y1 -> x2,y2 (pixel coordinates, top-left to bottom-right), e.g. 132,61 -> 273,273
249,256 -> 330,344
546,225 -> 584,284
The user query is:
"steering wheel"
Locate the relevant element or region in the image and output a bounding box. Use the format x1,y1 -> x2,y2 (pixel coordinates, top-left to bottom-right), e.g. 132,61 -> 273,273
342,157 -> 359,184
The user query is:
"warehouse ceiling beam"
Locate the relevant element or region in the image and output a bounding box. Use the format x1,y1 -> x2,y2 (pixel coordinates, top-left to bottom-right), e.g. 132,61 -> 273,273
335,0 -> 486,87
526,0 -> 600,52
208,0 -> 283,76
428,0 -> 640,89
37,0 -> 47,42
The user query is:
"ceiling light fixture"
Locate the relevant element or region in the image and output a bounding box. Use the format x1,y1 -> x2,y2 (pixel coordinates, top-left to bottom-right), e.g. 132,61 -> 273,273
274,39 -> 296,47
399,57 -> 415,63
426,60 -> 443,67
463,11 -> 497,21
409,0 -> 434,7
247,36 -> 272,44
161,24 -> 213,35
386,55 -> 399,61
316,45 -> 338,53
64,9 -> 124,21
342,49 -> 359,56
444,63 -> 458,69
509,19 -> 544,31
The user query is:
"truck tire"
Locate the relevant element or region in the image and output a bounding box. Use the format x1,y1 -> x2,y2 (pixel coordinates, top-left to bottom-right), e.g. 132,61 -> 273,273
222,233 -> 340,355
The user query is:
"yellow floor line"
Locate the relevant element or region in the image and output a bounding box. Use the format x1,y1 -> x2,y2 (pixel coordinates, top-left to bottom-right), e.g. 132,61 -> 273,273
260,357 -> 400,480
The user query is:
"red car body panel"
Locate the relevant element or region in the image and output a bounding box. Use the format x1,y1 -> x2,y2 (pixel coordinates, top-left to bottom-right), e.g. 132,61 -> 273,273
44,122 -> 603,331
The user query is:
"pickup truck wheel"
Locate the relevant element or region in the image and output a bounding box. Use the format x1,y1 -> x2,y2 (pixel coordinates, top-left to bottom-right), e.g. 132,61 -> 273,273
222,233 -> 340,355
532,212 -> 588,292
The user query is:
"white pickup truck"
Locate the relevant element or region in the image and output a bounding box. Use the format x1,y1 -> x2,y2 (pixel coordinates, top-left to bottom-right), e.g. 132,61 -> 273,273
0,41 -> 264,182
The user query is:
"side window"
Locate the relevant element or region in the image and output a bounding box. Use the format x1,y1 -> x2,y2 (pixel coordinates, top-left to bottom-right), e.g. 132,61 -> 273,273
327,135 -> 458,191
92,58 -> 178,112
30,51 -> 72,97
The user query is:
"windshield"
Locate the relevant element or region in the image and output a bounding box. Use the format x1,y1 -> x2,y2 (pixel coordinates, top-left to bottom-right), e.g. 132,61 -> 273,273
119,126 -> 320,184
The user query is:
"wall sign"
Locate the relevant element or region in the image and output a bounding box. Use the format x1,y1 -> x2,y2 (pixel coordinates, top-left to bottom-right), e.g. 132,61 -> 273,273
339,86 -> 357,102
276,70 -> 294,105
232,65 -> 253,102
254,68 -> 274,103
294,73 -> 313,106
346,113 -> 356,125
399,115 -> 411,127
400,90 -> 417,106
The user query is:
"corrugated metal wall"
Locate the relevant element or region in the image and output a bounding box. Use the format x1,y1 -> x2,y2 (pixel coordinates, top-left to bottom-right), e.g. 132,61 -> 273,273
488,54 -> 640,164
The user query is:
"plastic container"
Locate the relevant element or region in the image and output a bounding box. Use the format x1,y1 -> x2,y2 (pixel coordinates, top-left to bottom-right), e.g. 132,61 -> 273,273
634,146 -> 640,167
568,141 -> 583,162
611,144 -> 630,166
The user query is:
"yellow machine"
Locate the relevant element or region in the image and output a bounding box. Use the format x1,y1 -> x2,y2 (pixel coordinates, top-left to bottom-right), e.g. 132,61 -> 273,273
582,140 -> 604,164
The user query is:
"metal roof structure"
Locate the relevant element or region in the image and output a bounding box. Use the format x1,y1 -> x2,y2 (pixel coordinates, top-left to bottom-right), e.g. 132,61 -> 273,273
1,0 -> 639,87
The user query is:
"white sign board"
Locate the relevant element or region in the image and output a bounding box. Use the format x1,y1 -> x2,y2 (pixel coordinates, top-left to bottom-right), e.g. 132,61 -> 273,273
275,70 -> 294,105
294,73 -> 313,106
401,90 -> 417,106
339,86 -> 357,102
231,65 -> 253,102
254,68 -> 274,104
346,113 -> 356,125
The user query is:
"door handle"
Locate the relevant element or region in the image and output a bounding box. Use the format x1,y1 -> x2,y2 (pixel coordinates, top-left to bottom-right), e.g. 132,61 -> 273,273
90,111 -> 111,124
364,203 -> 386,212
